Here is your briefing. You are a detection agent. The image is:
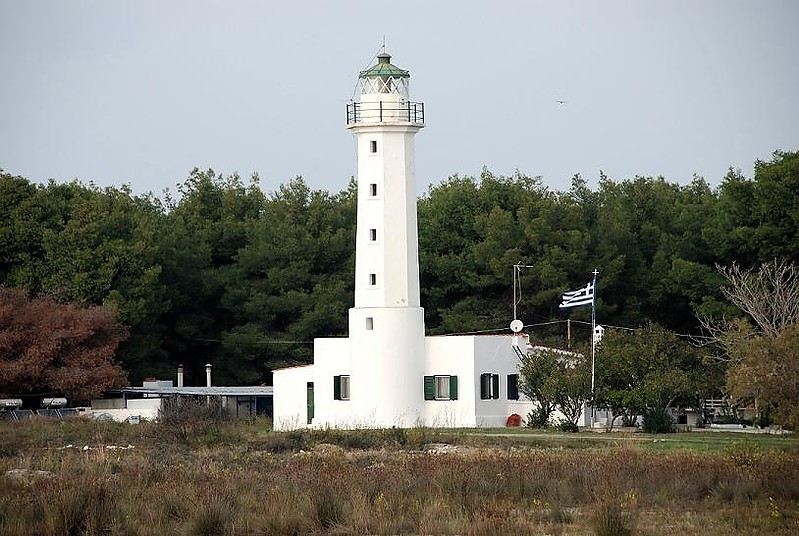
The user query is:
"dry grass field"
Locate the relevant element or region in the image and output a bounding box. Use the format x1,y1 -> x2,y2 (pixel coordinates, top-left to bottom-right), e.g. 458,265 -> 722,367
1,414 -> 798,535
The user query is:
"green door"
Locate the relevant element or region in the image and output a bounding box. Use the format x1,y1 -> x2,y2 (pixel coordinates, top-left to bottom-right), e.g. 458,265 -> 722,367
306,382 -> 314,424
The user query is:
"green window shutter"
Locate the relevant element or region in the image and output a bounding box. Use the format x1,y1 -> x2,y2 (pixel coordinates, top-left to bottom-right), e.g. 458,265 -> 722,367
480,373 -> 490,400
449,375 -> 458,400
333,375 -> 341,400
492,374 -> 500,399
424,376 -> 435,400
507,374 -> 519,400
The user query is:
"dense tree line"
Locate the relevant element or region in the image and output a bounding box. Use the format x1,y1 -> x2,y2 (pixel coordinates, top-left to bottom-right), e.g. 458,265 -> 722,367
1,151 -> 797,396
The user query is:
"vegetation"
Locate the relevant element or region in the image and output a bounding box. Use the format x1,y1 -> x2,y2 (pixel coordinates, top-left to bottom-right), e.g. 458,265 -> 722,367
519,347 -> 591,429
1,150 -> 798,425
1,418 -> 799,535
0,287 -> 128,400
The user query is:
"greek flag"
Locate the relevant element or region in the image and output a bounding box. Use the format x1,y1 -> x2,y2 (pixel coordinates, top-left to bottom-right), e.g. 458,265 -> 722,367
559,282 -> 595,309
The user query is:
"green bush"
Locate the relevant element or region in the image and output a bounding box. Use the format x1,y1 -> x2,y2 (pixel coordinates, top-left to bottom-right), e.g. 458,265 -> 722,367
641,407 -> 674,434
526,407 -> 551,428
558,420 -> 580,433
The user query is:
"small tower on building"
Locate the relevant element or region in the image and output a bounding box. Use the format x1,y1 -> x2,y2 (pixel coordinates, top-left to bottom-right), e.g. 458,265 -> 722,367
344,53 -> 427,426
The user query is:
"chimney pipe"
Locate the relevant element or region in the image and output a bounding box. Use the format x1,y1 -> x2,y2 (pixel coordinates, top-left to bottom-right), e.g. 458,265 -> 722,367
205,363 -> 212,387
177,364 -> 184,388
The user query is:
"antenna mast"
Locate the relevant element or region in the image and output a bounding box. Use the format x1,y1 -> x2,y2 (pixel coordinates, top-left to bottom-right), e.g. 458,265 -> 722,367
512,262 -> 535,322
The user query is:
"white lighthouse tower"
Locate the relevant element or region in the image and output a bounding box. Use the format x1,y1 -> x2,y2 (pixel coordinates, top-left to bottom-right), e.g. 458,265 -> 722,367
345,53 -> 426,426
272,52 -> 535,431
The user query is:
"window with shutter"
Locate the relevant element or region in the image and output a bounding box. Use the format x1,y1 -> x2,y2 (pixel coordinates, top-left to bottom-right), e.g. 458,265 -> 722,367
480,373 -> 491,400
425,375 -> 458,400
507,374 -> 519,400
333,375 -> 350,401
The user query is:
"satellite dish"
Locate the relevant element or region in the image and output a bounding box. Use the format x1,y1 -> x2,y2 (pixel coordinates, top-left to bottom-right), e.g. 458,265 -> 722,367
510,319 -> 524,333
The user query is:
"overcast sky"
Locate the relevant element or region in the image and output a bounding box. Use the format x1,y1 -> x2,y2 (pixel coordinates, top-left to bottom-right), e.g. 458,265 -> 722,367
1,1 -> 797,198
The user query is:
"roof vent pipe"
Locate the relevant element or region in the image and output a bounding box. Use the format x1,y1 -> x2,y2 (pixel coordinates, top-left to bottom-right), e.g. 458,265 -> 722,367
177,364 -> 184,388
205,363 -> 212,388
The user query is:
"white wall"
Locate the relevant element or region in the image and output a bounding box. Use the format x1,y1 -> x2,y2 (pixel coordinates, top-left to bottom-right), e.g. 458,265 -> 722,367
311,338 -> 352,428
423,336 -> 477,427
421,334 -> 535,428
87,397 -> 161,423
272,364 -> 314,431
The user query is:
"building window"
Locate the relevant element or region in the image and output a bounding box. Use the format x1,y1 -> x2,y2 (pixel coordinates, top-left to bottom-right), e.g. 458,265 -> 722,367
369,140 -> 378,154
333,375 -> 350,401
369,228 -> 377,242
424,375 -> 458,400
369,183 -> 378,197
369,273 -> 377,286
480,373 -> 500,400
507,374 -> 519,400
365,317 -> 374,330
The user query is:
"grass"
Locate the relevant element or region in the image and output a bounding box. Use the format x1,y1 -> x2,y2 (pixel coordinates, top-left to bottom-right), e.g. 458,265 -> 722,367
1,416 -> 798,535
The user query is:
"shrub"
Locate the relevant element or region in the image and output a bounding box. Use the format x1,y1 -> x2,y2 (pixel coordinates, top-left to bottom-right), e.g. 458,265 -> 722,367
591,496 -> 633,536
526,407 -> 551,428
558,420 -> 580,433
313,486 -> 344,530
189,494 -> 236,536
155,396 -> 238,444
641,407 -> 674,434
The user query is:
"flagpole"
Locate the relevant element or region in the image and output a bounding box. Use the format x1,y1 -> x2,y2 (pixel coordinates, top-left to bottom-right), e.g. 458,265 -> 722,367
590,268 -> 598,428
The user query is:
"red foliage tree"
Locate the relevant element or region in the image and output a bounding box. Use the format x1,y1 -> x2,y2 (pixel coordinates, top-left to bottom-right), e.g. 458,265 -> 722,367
0,287 -> 129,401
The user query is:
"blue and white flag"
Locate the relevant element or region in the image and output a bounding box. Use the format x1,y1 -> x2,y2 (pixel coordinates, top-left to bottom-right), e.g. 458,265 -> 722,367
559,281 -> 595,309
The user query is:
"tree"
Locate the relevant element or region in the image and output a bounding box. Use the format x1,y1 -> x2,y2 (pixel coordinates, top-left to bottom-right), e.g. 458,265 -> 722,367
550,352 -> 592,429
726,324 -> 799,428
704,259 -> 799,427
518,348 -> 560,427
519,347 -> 591,429
0,287 -> 128,401
594,323 -> 710,431
717,259 -> 799,339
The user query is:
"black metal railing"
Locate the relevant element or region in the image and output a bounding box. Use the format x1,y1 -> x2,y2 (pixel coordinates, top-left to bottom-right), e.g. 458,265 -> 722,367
346,101 -> 425,125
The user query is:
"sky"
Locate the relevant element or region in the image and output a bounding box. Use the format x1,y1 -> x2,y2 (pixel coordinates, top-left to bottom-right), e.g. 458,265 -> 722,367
1,0 -> 797,198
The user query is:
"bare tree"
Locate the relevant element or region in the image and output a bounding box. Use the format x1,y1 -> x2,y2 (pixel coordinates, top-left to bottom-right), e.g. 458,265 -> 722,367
697,260 -> 799,427
696,259 -> 799,361
718,259 -> 799,338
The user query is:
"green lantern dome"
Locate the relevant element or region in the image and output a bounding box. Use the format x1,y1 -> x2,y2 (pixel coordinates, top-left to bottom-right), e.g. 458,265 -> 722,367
359,53 -> 410,79
357,52 -> 411,96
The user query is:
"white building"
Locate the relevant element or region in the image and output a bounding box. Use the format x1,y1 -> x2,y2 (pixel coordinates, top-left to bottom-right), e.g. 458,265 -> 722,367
272,52 -> 535,430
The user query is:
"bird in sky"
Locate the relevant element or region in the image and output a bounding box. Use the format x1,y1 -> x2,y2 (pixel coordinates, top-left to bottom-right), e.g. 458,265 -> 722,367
555,99 -> 568,105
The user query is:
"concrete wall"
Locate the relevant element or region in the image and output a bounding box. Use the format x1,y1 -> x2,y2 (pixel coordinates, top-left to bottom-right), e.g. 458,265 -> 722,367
272,365 -> 314,431
311,338 -> 353,428
473,335 -> 535,427
423,335 -> 477,427
88,398 -> 161,422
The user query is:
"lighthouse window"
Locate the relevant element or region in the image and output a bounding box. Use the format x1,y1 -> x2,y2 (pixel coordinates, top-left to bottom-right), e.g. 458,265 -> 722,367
369,273 -> 377,286
369,228 -> 377,242
369,140 -> 378,154
369,183 -> 378,197
424,375 -> 458,401
365,317 -> 374,330
333,375 -> 350,401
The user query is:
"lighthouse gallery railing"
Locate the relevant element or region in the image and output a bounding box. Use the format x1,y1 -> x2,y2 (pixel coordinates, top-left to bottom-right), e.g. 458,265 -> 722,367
346,101 -> 425,125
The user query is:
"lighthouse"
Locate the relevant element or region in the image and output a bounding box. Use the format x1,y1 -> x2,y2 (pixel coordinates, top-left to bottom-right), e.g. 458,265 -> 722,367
344,53 -> 426,426
272,52 -> 535,431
